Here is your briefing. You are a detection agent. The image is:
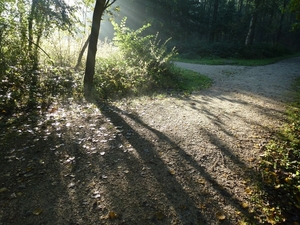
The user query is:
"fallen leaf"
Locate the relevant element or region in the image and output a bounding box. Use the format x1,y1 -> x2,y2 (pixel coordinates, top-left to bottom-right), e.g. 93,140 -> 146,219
197,204 -> 206,209
169,169 -> 175,175
253,144 -> 260,149
92,194 -> 101,199
285,177 -> 292,183
155,211 -> 165,220
108,211 -> 118,219
248,157 -> 256,162
245,187 -> 252,195
197,179 -> 206,184
266,216 -> 276,225
0,187 -> 8,193
33,208 -> 43,216
241,202 -> 249,209
67,182 -> 75,188
216,212 -> 226,221
274,184 -> 281,189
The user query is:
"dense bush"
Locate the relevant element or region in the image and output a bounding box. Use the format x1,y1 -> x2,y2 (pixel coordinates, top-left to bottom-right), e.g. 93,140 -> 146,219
0,64 -> 82,116
93,18 -> 177,99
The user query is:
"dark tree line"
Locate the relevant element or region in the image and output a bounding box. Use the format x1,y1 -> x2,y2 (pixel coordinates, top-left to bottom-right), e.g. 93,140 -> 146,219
117,0 -> 300,50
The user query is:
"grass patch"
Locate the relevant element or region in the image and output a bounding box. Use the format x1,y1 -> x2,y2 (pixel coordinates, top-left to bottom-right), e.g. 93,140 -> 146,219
173,67 -> 212,93
174,53 -> 300,66
252,78 -> 300,224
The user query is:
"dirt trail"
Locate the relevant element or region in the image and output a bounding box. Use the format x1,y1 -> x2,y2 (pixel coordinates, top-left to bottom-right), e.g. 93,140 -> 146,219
1,57 -> 300,225
175,57 -> 300,100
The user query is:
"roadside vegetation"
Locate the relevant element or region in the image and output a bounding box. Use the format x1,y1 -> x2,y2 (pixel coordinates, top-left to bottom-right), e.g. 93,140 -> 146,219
249,78 -> 300,224
92,18 -> 211,100
0,19 -> 212,118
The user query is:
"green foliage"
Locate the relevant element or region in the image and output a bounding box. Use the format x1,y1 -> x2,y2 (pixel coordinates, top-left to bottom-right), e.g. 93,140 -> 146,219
112,17 -> 176,78
93,18 -> 177,99
289,0 -> 300,29
94,53 -> 141,98
0,64 -> 82,116
257,78 -> 300,223
170,67 -> 212,93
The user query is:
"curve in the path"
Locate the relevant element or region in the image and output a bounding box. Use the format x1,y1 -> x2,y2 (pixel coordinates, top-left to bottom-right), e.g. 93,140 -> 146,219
175,57 -> 300,101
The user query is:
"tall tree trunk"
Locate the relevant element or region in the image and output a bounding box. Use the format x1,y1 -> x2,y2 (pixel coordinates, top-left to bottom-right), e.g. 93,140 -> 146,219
209,0 -> 219,42
239,0 -> 244,14
28,0 -> 37,61
17,0 -> 27,50
84,0 -> 116,99
84,0 -> 105,99
245,0 -> 260,46
276,0 -> 287,44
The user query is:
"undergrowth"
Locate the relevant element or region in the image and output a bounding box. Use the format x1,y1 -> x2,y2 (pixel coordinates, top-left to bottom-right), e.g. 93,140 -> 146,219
253,78 -> 300,224
93,17 -> 178,99
0,64 -> 82,117
1,18 -> 211,117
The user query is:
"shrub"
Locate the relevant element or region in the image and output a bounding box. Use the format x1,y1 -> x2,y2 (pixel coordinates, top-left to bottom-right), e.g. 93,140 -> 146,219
258,78 -> 300,223
93,18 -> 177,99
0,64 -> 82,116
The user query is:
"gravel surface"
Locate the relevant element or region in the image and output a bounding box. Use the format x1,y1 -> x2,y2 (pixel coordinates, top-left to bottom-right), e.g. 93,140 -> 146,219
1,57 -> 300,225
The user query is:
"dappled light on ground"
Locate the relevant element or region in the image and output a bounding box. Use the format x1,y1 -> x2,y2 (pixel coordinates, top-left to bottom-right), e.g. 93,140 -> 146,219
1,57 -> 300,224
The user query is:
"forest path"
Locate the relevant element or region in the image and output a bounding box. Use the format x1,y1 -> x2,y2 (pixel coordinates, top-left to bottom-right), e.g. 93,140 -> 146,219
118,57 -> 300,223
103,56 -> 300,224
1,57 -> 300,225
175,57 -> 300,101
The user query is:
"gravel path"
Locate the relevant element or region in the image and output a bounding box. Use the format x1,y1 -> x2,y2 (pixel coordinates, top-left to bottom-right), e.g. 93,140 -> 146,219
175,57 -> 300,100
120,57 -> 300,224
1,57 -> 300,225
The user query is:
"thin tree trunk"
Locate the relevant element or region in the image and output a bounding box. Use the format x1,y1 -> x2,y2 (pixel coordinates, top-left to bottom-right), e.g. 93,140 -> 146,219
75,35 -> 90,71
245,13 -> 257,45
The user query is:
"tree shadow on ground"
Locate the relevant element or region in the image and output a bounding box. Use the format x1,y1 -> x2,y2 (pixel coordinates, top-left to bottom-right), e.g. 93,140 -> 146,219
92,101 -> 262,224
0,98 -> 263,225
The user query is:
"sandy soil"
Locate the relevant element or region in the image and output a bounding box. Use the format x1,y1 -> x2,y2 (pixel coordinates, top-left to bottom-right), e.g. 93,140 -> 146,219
1,57 -> 300,225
